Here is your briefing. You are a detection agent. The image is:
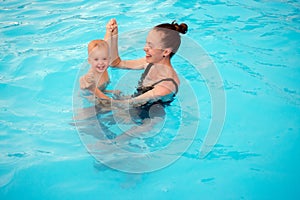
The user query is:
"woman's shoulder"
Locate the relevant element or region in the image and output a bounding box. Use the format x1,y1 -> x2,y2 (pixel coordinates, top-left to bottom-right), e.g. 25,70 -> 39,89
154,63 -> 179,82
172,68 -> 180,85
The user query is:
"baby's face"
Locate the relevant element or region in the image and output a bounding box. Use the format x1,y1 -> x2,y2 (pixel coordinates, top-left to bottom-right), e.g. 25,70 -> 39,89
88,47 -> 109,73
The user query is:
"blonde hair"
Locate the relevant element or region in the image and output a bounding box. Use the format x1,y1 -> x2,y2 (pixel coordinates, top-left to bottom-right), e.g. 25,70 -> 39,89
88,39 -> 108,55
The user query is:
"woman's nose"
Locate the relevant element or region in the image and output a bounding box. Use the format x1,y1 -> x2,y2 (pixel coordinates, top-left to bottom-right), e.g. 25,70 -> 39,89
144,46 -> 149,52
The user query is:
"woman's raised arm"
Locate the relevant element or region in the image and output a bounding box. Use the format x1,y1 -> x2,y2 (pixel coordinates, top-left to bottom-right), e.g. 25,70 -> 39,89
105,19 -> 147,70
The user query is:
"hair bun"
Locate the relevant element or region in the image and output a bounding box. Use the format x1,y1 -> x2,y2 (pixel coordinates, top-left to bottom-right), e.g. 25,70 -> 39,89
172,21 -> 188,34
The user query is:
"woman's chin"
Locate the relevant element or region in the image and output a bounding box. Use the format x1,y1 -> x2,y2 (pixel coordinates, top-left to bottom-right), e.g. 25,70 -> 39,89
145,56 -> 152,63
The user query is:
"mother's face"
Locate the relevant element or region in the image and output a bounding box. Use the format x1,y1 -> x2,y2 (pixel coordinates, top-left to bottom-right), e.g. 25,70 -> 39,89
144,30 -> 169,63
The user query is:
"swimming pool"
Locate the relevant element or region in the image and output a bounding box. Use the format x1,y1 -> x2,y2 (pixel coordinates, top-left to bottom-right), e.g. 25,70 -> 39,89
1,0 -> 299,199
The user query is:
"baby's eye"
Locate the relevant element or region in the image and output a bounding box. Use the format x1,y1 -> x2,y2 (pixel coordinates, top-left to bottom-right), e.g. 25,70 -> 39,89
103,58 -> 107,60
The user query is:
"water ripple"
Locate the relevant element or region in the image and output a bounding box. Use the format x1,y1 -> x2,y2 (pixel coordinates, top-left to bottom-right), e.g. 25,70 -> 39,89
0,0 -> 299,198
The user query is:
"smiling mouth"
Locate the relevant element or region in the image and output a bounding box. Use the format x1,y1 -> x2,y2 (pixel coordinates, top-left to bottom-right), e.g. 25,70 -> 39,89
96,66 -> 106,70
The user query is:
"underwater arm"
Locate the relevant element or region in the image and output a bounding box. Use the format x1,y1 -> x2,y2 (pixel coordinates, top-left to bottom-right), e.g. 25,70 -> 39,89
111,84 -> 173,107
92,87 -> 110,100
131,85 -> 172,105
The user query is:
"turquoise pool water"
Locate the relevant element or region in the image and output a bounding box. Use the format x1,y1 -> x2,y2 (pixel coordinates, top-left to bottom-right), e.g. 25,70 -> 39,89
1,0 -> 299,199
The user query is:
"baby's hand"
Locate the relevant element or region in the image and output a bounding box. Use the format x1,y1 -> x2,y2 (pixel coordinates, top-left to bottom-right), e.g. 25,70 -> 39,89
85,72 -> 95,84
83,72 -> 96,89
106,18 -> 118,36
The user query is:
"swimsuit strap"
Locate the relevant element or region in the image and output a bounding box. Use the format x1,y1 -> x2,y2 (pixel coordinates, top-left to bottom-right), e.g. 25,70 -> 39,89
138,63 -> 154,87
151,78 -> 179,95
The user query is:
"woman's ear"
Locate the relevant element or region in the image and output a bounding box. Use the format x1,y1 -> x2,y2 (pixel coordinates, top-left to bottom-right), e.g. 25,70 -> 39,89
163,48 -> 173,57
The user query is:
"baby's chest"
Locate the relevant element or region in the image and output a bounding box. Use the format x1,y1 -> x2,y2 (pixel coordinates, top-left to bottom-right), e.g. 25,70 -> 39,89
96,72 -> 109,88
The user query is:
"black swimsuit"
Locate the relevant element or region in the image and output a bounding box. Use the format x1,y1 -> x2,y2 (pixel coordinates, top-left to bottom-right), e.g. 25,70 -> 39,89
131,63 -> 179,121
134,63 -> 178,97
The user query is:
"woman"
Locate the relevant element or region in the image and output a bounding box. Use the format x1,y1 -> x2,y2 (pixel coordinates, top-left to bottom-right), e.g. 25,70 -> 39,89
106,19 -> 188,119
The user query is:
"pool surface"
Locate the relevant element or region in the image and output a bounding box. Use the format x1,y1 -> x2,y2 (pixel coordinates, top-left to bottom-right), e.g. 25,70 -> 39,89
1,0 -> 300,199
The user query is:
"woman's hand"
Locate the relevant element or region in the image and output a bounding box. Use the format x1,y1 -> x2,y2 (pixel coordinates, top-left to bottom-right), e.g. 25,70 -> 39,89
106,18 -> 118,36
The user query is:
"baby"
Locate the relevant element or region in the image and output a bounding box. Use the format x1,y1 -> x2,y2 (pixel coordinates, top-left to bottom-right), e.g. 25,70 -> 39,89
80,39 -> 117,100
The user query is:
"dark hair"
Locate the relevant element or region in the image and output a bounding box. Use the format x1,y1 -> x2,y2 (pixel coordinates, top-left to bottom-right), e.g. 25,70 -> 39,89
153,21 -> 188,58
